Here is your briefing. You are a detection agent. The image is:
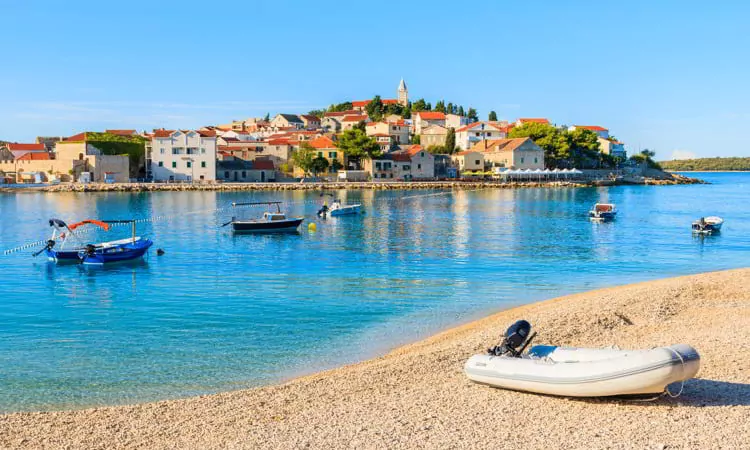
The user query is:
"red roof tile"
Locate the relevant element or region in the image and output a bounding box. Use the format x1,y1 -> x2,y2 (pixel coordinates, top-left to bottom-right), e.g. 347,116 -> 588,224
252,159 -> 275,170
17,151 -> 51,160
63,132 -> 88,141
7,143 -> 46,151
416,112 -> 445,120
574,125 -> 608,132
390,152 -> 411,162
341,115 -> 368,122
105,129 -> 137,136
152,129 -> 175,138
407,145 -> 424,156
308,136 -> 336,149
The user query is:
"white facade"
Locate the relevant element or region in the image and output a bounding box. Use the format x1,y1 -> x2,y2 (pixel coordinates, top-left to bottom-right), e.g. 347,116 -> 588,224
150,130 -> 217,181
455,122 -> 508,150
445,114 -> 469,129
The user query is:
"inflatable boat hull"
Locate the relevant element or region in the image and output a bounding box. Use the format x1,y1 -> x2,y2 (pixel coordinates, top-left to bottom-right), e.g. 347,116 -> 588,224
465,344 -> 700,397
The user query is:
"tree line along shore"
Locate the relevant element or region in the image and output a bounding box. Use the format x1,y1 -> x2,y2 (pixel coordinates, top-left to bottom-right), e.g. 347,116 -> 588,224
660,156 -> 750,172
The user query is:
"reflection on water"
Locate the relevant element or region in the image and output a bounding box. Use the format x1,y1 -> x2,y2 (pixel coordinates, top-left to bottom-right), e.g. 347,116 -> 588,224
0,173 -> 749,412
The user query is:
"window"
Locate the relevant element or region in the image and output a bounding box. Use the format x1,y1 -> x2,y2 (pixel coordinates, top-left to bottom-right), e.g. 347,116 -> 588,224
318,152 -> 323,157
160,148 -> 165,154
241,171 -> 246,178
475,132 -> 480,137
389,173 -> 393,178
224,171 -> 230,178
475,160 -> 480,165
172,161 -> 177,168
420,152 -> 424,157
417,164 -> 421,169
158,161 -> 164,167
534,157 -> 538,164
404,165 -> 411,171
201,148 -> 206,154
201,161 -> 206,168
329,151 -> 337,158
186,161 -> 192,168
376,162 -> 382,170
521,157 -> 525,164
374,173 -> 379,178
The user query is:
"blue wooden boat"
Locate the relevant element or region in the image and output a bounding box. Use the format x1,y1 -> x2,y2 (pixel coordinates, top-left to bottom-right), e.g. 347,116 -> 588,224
36,218 -> 153,264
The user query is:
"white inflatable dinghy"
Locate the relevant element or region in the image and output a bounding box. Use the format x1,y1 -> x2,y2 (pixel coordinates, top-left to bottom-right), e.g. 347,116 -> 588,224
465,320 -> 700,397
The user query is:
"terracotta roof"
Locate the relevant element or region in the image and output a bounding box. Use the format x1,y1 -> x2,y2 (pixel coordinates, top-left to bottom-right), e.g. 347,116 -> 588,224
252,159 -> 275,170
455,121 -> 507,133
152,129 -> 175,138
17,151 -> 51,160
470,137 -> 535,153
416,111 -> 445,120
341,115 -> 368,122
390,152 -> 411,162
574,125 -> 608,132
198,130 -> 217,137
220,137 -> 241,142
105,129 -> 136,136
517,118 -> 550,124
7,143 -> 46,151
308,136 -> 336,149
352,100 -> 370,107
407,145 -> 425,156
300,115 -> 320,122
63,132 -> 88,141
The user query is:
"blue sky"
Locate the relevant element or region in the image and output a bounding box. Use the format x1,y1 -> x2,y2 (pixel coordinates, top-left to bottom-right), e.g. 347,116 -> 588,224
1,0 -> 748,159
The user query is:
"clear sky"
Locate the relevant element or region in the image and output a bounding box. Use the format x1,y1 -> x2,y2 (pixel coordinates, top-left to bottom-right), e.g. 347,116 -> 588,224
1,0 -> 748,159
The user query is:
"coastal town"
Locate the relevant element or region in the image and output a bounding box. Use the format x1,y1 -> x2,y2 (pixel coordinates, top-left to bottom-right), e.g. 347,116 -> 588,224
1,79 -> 644,187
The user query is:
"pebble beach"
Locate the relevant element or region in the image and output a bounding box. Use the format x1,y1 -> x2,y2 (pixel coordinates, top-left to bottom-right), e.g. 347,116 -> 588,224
1,268 -> 748,449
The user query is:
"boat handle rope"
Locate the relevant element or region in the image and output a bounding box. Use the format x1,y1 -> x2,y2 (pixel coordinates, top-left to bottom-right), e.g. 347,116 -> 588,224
663,347 -> 686,398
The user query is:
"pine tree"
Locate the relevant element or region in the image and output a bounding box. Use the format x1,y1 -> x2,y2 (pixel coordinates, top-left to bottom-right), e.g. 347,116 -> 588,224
434,100 -> 446,113
488,111 -> 498,121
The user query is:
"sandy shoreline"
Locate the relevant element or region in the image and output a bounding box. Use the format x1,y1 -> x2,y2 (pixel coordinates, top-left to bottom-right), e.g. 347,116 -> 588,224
2,269 -> 749,449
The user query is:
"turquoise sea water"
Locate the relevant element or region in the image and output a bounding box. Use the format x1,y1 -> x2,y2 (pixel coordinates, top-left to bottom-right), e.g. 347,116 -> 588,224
1,172 -> 749,412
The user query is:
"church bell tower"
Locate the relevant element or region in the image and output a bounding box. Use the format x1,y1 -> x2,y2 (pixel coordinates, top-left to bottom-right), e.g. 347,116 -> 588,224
398,78 -> 408,106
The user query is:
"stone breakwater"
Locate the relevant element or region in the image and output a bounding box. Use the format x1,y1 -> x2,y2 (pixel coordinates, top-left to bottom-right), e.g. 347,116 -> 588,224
3,174 -> 704,193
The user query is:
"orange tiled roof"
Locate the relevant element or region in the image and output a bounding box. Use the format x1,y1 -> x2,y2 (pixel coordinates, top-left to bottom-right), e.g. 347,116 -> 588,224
574,125 -> 608,132
341,115 -> 368,122
416,111 -> 445,120
308,136 -> 336,149
7,143 -> 46,151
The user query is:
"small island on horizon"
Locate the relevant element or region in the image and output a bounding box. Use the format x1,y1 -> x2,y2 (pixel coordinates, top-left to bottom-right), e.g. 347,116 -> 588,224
660,156 -> 750,172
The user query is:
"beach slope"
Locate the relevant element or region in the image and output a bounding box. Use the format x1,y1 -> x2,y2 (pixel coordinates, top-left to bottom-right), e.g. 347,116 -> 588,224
1,269 -> 749,449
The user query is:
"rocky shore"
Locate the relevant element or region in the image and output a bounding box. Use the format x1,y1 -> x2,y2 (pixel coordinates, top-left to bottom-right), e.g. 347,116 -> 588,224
1,173 -> 704,193
1,268 -> 748,449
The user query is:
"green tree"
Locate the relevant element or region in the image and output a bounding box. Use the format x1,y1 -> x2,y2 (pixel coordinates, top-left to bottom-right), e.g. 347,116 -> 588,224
467,108 -> 478,122
383,102 -> 404,117
509,122 -> 569,168
331,159 -> 344,172
337,128 -> 382,169
566,128 -> 602,169
311,156 -> 330,175
446,102 -> 454,115
411,134 -> 421,145
412,98 -> 428,112
641,149 -> 656,158
307,109 -> 326,118
354,121 -> 367,132
327,102 -> 353,112
291,142 -> 317,176
458,106 -> 465,117
488,111 -> 498,121
365,95 -> 384,121
263,113 -> 270,121
427,145 -> 452,155
402,105 -> 412,119
445,127 -> 456,153
434,100 -> 446,113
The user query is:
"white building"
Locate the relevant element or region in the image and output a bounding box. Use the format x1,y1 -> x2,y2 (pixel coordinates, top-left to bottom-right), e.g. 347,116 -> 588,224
412,111 -> 446,134
149,129 -> 217,182
445,114 -> 469,129
455,121 -> 508,150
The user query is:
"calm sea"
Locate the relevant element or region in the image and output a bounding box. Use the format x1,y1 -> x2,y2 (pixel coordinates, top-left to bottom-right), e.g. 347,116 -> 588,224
1,172 -> 749,412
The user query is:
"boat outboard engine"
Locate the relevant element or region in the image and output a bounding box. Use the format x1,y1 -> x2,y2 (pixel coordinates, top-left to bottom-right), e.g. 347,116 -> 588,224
317,204 -> 329,218
488,320 -> 536,357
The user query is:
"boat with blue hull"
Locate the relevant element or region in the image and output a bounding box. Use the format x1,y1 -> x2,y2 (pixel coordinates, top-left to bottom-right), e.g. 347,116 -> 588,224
589,203 -> 617,221
692,216 -> 723,235
35,218 -> 153,264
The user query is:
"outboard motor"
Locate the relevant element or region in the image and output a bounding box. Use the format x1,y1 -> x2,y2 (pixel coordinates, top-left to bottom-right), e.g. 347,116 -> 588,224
488,320 -> 536,357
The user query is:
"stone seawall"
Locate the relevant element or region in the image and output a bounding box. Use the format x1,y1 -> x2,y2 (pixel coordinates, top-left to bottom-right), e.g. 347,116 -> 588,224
2,174 -> 704,193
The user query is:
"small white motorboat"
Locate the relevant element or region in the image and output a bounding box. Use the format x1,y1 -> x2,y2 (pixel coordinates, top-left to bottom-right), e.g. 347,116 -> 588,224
318,194 -> 362,217
589,203 -> 617,221
692,216 -> 723,235
465,320 -> 700,398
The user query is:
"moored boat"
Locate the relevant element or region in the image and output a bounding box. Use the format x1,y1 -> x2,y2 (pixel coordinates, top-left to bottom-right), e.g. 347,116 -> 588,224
692,216 -> 723,235
317,194 -> 362,217
464,320 -> 700,397
589,203 -> 617,221
36,218 -> 153,264
224,201 -> 304,233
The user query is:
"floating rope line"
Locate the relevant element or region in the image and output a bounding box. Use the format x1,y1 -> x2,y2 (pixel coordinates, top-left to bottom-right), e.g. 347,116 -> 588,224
3,188 -> 489,255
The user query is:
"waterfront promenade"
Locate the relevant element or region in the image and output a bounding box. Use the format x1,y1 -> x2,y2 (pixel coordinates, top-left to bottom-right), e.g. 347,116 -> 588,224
2,268 -> 748,449
1,173 -> 701,193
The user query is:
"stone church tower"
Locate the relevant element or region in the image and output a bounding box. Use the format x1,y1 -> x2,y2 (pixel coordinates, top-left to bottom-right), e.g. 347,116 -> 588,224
398,78 -> 408,106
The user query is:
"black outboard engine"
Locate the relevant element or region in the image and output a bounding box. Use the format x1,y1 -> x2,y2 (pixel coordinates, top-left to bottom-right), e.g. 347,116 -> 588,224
488,320 -> 536,357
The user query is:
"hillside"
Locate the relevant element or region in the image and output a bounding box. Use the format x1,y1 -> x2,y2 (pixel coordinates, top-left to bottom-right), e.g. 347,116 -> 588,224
660,157 -> 750,171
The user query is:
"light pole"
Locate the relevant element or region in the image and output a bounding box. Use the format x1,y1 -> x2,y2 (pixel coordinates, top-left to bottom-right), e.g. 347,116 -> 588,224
181,156 -> 195,184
